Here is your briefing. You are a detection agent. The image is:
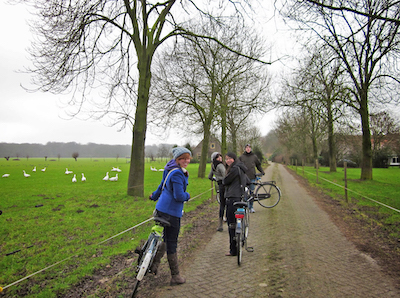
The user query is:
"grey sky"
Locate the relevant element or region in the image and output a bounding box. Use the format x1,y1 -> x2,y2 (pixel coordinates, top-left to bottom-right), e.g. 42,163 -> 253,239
0,1 -> 287,146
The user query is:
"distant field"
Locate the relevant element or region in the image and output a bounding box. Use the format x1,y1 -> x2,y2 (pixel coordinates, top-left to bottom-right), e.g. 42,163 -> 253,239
0,158 -> 212,297
287,165 -> 400,239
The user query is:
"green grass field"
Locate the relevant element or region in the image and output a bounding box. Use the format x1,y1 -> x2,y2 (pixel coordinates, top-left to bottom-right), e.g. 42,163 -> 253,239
0,158 -> 212,297
288,165 -> 400,239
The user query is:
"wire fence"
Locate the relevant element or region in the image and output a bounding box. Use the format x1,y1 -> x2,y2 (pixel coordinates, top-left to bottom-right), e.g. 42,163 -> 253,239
0,187 -> 213,293
289,165 -> 400,214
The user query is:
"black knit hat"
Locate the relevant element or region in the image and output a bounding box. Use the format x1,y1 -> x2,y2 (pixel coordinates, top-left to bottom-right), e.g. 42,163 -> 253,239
226,152 -> 237,161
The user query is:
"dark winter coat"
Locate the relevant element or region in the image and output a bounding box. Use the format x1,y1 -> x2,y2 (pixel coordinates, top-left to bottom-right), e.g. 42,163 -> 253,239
222,161 -> 249,199
239,151 -> 264,180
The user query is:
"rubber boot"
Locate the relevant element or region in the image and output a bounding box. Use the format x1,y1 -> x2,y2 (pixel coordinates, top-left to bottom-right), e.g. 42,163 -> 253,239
167,253 -> 186,285
216,217 -> 223,232
149,242 -> 166,275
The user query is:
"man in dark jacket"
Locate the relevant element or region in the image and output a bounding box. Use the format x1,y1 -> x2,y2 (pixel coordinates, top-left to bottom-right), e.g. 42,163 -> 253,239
239,144 -> 265,213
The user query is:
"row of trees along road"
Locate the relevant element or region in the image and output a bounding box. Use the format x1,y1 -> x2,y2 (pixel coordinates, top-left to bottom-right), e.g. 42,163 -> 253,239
19,0 -> 271,197
277,0 -> 400,179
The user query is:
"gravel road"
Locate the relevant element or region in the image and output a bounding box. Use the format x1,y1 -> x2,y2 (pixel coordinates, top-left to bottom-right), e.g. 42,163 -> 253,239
150,163 -> 399,298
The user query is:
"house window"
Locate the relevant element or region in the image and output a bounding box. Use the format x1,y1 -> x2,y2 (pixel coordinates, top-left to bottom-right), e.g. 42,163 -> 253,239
210,143 -> 215,149
393,157 -> 399,164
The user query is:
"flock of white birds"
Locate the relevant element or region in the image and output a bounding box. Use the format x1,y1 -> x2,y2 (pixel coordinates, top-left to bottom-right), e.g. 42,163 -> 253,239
150,166 -> 164,172
1,166 -> 122,182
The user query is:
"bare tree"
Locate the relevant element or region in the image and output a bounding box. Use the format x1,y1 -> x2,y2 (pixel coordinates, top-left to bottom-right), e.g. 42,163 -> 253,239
282,0 -> 400,180
277,46 -> 349,171
153,17 -> 270,177
17,0 -> 267,196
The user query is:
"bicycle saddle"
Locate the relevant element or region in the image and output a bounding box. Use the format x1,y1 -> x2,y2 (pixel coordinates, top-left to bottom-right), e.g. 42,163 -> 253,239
153,216 -> 171,227
233,201 -> 248,208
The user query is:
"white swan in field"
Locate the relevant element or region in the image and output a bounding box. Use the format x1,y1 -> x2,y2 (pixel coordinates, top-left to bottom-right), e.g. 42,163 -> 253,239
109,174 -> 118,182
103,172 -> 109,181
41,167 -> 46,172
2,174 -> 10,178
23,170 -> 30,178
81,173 -> 86,182
65,168 -> 73,175
158,168 -> 164,171
32,166 -> 36,172
72,174 -> 77,183
111,167 -> 122,172
151,166 -> 158,171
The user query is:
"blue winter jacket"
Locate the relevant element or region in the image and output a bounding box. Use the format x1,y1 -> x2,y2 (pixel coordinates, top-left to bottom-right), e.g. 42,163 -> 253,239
151,159 -> 190,218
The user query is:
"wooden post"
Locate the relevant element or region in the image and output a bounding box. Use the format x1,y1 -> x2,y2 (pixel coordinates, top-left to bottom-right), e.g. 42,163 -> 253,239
344,161 -> 348,203
316,159 -> 319,183
302,159 -> 304,176
295,159 -> 298,173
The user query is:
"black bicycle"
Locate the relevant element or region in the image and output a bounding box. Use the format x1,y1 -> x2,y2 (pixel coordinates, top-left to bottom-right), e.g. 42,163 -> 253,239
250,173 -> 281,208
131,216 -> 170,297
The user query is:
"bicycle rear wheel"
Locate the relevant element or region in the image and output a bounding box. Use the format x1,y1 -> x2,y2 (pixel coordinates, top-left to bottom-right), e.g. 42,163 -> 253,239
236,232 -> 242,266
131,280 -> 140,298
255,183 -> 281,208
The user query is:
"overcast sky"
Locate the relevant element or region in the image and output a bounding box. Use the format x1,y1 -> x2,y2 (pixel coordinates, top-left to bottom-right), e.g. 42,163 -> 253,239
0,1 -> 289,146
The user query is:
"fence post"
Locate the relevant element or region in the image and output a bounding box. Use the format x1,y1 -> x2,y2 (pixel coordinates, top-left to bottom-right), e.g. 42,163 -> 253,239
302,159 -> 304,176
344,161 -> 348,203
315,159 -> 319,183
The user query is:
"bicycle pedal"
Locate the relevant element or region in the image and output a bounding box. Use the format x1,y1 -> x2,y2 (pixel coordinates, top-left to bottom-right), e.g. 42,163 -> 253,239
134,247 -> 142,254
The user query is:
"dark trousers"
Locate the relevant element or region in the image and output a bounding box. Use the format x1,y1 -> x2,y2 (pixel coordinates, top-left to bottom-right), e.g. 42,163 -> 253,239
226,197 -> 240,255
218,182 -> 226,218
154,210 -> 181,255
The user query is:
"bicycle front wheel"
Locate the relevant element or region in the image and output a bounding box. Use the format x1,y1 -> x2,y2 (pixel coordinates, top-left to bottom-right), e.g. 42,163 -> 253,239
236,232 -> 242,266
255,183 -> 281,208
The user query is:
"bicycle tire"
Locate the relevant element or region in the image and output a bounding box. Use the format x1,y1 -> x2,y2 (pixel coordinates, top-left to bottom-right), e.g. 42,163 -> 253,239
244,209 -> 249,239
131,279 -> 140,298
236,232 -> 242,266
255,183 -> 281,208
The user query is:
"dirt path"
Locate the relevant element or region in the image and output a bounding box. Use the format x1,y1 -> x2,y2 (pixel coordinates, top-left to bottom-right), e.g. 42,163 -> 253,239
146,163 -> 399,298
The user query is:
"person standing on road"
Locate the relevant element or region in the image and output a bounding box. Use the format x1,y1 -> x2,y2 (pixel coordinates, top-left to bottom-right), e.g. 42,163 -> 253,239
239,144 -> 265,213
149,147 -> 191,285
208,152 -> 226,232
223,152 -> 249,256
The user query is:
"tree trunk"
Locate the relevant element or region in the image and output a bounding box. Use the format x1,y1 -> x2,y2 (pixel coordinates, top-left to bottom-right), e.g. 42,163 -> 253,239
198,127 -> 211,178
220,93 -> 227,158
360,93 -> 373,180
198,85 -> 216,178
327,103 -> 337,172
127,58 -> 151,197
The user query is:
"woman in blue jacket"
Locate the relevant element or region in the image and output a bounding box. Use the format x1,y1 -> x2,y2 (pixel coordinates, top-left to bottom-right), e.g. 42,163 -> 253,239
149,147 -> 191,285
